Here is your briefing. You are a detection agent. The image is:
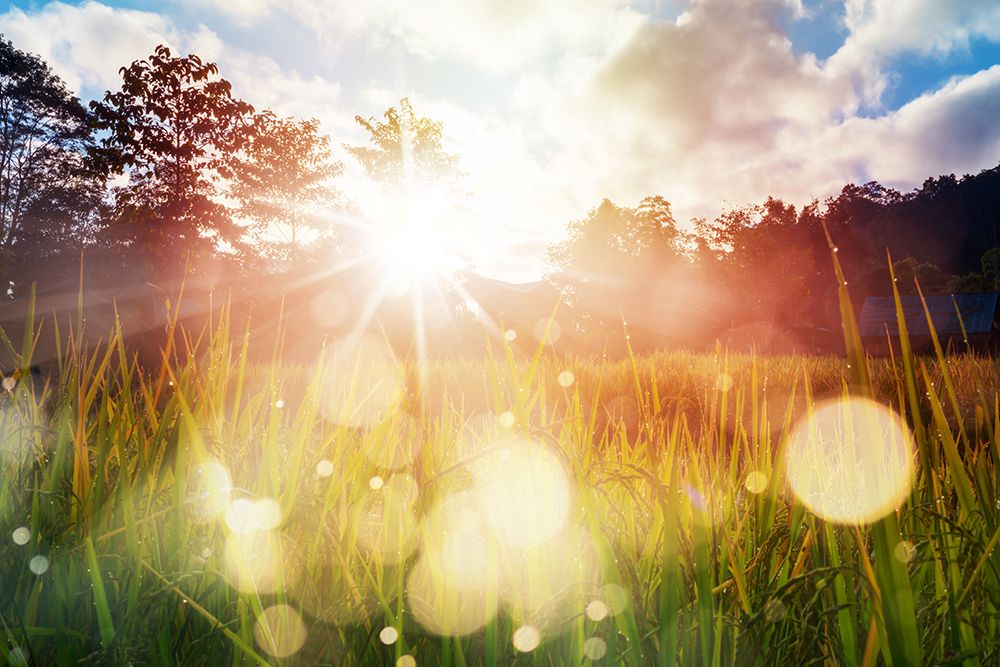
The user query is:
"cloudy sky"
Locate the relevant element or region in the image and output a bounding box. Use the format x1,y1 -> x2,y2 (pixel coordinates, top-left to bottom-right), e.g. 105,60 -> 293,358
3,0 -> 1000,280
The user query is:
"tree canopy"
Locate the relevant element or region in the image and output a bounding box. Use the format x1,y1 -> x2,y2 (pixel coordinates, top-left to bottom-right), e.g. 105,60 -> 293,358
90,45 -> 255,271
348,97 -> 458,185
0,36 -> 104,263
231,112 -> 342,266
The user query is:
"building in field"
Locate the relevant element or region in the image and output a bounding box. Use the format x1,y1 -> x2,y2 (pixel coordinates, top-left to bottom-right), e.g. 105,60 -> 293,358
857,292 -> 1000,353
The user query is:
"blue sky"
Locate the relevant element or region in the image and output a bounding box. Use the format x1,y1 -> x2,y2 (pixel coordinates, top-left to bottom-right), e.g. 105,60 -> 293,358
3,0 -> 1000,279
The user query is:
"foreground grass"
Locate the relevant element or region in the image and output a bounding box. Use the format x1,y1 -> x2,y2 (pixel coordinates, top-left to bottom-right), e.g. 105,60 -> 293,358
1,300 -> 999,666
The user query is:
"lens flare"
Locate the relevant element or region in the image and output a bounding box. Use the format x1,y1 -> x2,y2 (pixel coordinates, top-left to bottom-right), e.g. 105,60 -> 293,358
533,319 -> 561,345
557,370 -> 575,388
786,398 -> 916,524
894,540 -> 917,563
379,626 -> 399,645
501,527 -> 598,630
600,584 -> 630,616
357,473 -> 420,565
225,497 -> 281,534
29,555 -> 48,575
187,461 -> 232,522
316,459 -> 334,478
586,600 -> 608,622
254,605 -> 307,658
744,470 -> 768,494
224,531 -> 299,594
512,625 -> 542,652
583,637 -> 607,660
11,526 -> 30,545
407,492 -> 498,636
318,337 -> 405,431
473,440 -> 571,549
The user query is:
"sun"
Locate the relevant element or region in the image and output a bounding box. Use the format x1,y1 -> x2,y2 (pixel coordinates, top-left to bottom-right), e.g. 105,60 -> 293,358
375,222 -> 461,287
365,185 -> 469,290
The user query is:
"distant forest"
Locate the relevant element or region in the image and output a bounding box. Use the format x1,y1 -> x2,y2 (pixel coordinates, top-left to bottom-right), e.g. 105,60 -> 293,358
3,35 -> 1000,356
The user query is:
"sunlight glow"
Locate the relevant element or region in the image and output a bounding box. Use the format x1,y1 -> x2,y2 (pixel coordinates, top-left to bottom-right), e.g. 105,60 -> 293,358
786,398 -> 916,524
363,186 -> 469,289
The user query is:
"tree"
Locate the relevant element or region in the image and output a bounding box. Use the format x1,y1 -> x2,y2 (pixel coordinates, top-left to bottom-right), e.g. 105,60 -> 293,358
0,36 -> 104,261
341,97 -> 469,275
980,247 -> 1000,290
90,45 -> 254,272
348,97 -> 458,184
698,197 -> 834,330
547,196 -> 690,346
231,112 -> 342,265
891,257 -> 953,295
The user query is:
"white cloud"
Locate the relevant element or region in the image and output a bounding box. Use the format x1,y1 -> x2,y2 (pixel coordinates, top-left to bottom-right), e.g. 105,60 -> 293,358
830,0 -> 1000,106
0,1 -> 179,93
836,66 -> 1000,186
498,0 -> 1000,240
189,0 -> 645,73
0,2 -> 353,134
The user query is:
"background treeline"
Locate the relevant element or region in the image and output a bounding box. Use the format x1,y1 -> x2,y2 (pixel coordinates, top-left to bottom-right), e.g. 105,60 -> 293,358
3,35 -> 1000,358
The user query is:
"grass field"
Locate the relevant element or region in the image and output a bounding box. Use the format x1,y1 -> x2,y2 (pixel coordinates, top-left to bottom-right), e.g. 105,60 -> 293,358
2,276 -> 1000,666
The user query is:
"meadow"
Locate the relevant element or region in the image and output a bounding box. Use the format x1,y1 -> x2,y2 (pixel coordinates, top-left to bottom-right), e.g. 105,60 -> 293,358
1,279 -> 999,667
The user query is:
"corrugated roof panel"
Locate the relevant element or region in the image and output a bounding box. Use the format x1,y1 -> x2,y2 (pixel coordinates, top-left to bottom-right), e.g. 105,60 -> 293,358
858,293 -> 998,338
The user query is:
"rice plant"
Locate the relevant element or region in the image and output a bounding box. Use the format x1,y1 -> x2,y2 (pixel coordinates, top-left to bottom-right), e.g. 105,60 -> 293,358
1,276 -> 998,666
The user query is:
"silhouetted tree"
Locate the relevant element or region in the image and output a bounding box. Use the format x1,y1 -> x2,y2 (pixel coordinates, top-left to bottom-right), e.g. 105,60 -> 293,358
892,257 -> 953,295
232,112 -> 342,266
694,196 -> 840,340
0,36 -> 104,265
90,45 -> 254,273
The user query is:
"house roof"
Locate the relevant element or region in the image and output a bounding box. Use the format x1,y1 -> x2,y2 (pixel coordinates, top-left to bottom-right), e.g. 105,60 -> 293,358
858,292 -> 999,338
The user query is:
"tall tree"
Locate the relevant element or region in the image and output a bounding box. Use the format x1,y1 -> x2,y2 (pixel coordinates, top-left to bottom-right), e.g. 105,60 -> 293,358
231,112 -> 342,265
90,45 -> 254,272
0,36 -> 103,261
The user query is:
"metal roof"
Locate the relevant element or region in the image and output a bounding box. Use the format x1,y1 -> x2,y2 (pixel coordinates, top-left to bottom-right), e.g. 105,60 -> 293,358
858,292 -> 999,338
